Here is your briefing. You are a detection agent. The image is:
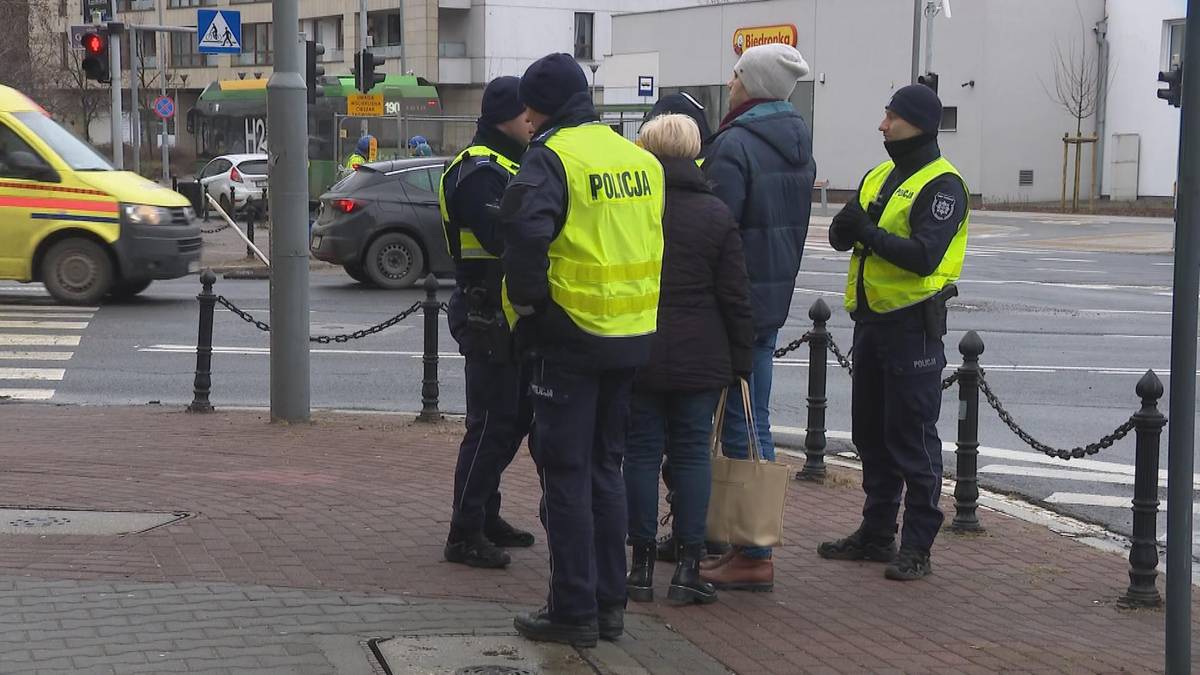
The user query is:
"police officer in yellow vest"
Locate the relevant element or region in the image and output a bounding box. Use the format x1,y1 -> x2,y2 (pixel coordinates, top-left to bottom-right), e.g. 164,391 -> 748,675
501,53 -> 665,646
344,135 -> 373,172
819,83 -> 969,581
439,76 -> 536,570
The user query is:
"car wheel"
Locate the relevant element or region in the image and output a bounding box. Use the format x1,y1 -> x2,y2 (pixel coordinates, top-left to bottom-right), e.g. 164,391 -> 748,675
109,279 -> 152,300
343,262 -> 372,285
41,238 -> 113,305
364,232 -> 424,289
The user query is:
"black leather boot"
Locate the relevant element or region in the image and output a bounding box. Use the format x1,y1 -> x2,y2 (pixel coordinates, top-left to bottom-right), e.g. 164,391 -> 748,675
655,533 -> 678,562
667,543 -> 717,605
627,540 -> 655,602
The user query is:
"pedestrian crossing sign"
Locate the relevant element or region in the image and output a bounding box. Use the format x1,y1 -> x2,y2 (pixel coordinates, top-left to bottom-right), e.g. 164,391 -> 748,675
197,9 -> 241,54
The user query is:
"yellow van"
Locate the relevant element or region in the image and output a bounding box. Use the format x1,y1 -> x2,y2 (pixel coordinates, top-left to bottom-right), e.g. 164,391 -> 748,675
0,85 -> 201,304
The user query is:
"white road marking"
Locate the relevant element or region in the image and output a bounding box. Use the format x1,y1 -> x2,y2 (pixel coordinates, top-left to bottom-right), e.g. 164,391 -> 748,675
0,351 -> 73,361
0,367 -> 65,381
774,358 -> 1179,377
0,388 -> 54,400
1046,493 -> 1139,509
0,320 -> 89,330
139,344 -> 464,359
0,312 -> 94,320
978,464 -> 1169,488
1037,257 -> 1096,263
1033,268 -> 1105,274
0,335 -> 81,346
1078,308 -> 1172,316
0,304 -> 98,312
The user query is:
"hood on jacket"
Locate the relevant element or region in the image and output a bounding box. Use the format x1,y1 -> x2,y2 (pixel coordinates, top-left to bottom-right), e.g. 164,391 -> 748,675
728,101 -> 810,166
659,156 -> 710,192
533,91 -> 599,138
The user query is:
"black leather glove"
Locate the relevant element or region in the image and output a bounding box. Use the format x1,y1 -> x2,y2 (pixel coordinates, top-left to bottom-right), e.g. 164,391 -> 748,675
829,200 -> 873,251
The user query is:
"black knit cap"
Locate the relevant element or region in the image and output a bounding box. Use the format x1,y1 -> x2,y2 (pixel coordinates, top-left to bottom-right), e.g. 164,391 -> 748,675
479,76 -> 524,126
520,53 -> 589,116
887,84 -> 943,135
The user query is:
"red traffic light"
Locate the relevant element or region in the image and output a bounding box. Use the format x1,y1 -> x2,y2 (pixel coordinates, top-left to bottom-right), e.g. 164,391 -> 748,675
82,32 -> 106,55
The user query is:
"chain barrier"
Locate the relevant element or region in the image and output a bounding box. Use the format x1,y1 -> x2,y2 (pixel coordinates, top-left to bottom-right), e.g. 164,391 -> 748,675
978,371 -> 1136,460
215,296 -> 423,343
941,372 -> 959,390
827,335 -> 853,373
200,222 -> 231,234
772,333 -> 811,358
440,302 -> 450,314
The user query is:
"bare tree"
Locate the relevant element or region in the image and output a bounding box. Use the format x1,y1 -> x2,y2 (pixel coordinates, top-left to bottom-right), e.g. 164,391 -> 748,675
1046,36 -> 1101,137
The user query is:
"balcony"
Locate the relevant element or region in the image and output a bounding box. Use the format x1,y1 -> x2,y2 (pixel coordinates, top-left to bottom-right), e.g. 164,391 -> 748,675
320,48 -> 344,63
129,0 -> 155,11
438,42 -> 466,58
374,45 -> 404,59
439,0 -> 471,9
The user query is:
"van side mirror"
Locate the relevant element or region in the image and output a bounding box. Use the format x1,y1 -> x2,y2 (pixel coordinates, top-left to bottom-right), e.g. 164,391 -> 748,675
5,151 -> 58,182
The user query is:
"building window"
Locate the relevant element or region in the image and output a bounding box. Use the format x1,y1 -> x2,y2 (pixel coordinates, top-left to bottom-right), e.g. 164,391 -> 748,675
301,16 -> 345,59
236,23 -> 272,66
168,0 -> 217,7
940,106 -> 957,132
170,31 -> 216,68
367,11 -> 404,47
1165,19 -> 1186,70
574,12 -> 594,61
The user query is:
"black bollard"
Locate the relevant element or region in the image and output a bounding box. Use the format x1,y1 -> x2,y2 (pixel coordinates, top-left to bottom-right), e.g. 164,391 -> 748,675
418,274 -> 442,422
1121,370 -> 1166,608
951,330 -> 985,532
188,269 -> 217,413
245,198 -> 256,259
799,298 -> 831,482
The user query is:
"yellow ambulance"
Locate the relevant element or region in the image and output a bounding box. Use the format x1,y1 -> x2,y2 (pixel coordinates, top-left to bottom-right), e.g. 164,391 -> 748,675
0,85 -> 201,304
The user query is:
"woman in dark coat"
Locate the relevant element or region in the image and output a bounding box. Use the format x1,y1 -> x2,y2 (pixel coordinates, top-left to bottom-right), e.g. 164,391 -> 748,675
624,114 -> 754,605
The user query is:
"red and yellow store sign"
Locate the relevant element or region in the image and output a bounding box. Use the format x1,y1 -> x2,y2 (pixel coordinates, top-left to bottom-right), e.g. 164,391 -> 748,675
732,24 -> 798,55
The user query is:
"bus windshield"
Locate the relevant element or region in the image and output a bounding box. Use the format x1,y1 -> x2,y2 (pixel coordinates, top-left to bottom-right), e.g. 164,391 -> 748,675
14,111 -> 113,171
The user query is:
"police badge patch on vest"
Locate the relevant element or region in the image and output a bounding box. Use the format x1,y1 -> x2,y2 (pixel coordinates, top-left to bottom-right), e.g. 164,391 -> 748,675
931,192 -> 956,221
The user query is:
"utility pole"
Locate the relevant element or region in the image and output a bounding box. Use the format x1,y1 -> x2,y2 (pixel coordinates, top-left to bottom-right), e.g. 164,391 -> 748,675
359,0 -> 369,137
923,0 -> 937,74
131,28 -> 141,175
158,0 -> 169,183
104,6 -> 123,170
1164,3 -> 1199,670
267,0 -> 311,422
910,0 -> 922,84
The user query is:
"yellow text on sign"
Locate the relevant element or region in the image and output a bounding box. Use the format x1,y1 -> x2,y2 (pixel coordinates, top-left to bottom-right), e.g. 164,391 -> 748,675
347,93 -> 385,117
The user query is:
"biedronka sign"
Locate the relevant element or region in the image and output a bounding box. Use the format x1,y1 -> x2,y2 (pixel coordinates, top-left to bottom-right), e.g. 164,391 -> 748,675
732,24 -> 798,55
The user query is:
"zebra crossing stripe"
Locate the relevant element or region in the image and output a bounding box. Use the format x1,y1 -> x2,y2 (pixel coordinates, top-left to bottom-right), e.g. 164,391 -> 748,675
0,320 -> 89,330
0,368 -> 65,381
0,389 -> 54,400
0,335 -> 81,346
0,351 -> 73,361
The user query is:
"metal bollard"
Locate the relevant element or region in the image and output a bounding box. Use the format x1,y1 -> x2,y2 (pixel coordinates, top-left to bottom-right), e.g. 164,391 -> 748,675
951,331 -> 985,532
188,269 -> 217,413
1121,370 -> 1166,608
799,298 -> 831,482
245,199 -> 256,259
418,274 -> 442,422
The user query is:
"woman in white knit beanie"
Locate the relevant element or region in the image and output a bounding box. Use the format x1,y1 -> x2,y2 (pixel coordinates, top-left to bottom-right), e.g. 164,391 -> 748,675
730,43 -> 811,105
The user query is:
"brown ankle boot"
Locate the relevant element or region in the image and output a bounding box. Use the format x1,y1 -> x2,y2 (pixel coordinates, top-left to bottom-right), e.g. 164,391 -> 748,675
699,552 -> 773,592
699,548 -> 737,571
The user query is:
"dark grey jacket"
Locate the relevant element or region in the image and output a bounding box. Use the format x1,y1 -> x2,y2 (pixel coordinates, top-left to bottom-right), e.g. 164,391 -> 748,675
704,101 -> 816,332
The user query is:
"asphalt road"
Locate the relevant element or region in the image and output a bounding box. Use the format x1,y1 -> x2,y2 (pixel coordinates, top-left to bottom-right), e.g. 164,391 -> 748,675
1,208 -> 1197,559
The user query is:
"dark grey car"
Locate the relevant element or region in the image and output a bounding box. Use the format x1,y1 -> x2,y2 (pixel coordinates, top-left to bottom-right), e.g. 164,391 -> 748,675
309,158 -> 453,288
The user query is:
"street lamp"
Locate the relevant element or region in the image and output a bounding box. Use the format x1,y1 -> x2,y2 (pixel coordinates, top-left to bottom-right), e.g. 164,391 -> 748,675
588,63 -> 599,102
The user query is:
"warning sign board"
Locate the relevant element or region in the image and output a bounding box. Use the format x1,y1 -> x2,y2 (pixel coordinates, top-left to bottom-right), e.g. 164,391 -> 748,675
347,93 -> 385,117
197,9 -> 241,54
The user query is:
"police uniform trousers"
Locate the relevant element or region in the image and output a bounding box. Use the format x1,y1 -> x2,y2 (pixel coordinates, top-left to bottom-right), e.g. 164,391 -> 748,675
448,295 -> 533,534
850,310 -> 946,552
528,361 -> 633,622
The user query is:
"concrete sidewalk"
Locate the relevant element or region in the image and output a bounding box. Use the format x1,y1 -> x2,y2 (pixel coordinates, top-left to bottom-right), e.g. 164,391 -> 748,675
0,403 -> 1190,673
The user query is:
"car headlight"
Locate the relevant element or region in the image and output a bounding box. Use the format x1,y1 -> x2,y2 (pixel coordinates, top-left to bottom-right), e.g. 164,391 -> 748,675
120,203 -> 172,226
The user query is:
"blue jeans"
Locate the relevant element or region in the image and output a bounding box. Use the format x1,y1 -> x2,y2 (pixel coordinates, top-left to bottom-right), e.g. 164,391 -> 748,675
720,329 -> 778,559
624,389 -> 722,548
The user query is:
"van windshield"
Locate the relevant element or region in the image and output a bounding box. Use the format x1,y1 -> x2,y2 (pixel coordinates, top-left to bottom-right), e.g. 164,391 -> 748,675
13,111 -> 113,171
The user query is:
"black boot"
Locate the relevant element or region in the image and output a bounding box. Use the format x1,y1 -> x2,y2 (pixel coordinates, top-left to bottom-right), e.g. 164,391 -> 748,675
514,606 -> 598,647
884,546 -> 933,581
485,516 -> 535,548
817,526 -> 897,562
444,529 -> 511,569
655,533 -> 678,562
598,603 -> 624,641
667,543 -> 718,605
627,540 -> 655,602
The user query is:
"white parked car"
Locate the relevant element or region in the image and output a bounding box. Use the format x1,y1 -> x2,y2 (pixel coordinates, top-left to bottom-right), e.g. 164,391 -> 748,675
197,153 -> 268,215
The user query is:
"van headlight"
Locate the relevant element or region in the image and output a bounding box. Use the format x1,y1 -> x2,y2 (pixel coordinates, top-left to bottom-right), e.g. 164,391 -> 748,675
120,203 -> 171,225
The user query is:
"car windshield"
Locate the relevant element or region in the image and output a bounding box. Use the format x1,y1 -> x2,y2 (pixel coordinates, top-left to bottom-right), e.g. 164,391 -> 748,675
13,111 -> 112,171
238,159 -> 268,175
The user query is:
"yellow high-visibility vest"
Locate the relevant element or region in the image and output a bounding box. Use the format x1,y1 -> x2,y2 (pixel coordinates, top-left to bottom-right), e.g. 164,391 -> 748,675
345,153 -> 366,171
845,156 -> 969,314
504,123 -> 665,337
438,145 -> 520,260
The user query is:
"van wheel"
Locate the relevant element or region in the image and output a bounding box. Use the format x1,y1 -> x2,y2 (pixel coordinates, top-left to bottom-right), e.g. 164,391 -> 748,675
364,232 -> 424,289
110,279 -> 152,300
42,238 -> 113,305
343,262 -> 372,285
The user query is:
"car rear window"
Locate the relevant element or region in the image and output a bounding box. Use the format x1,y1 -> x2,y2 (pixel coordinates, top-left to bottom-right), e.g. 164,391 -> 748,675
238,159 -> 268,175
331,167 -> 385,193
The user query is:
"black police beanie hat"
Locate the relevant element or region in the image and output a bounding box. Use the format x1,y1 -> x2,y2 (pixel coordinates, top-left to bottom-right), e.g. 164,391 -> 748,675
887,83 -> 943,135
520,53 -> 589,116
479,76 -> 524,126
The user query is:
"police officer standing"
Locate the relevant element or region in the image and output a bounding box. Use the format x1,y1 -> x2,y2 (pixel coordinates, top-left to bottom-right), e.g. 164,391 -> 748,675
818,83 -> 969,581
439,77 -> 536,569
344,135 -> 373,173
502,53 -> 665,646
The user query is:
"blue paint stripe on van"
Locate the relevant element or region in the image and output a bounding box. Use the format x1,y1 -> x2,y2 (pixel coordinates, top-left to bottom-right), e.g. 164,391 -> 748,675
30,213 -> 120,224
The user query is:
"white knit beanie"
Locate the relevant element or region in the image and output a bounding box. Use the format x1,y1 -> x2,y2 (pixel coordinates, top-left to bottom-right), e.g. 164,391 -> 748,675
734,44 -> 811,100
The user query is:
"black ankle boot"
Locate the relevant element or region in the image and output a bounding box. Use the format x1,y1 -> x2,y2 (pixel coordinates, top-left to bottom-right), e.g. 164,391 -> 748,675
655,533 -> 678,562
667,543 -> 717,605
627,540 -> 655,602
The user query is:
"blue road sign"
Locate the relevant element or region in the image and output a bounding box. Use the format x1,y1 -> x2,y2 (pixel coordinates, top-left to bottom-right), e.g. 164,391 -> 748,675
638,75 -> 655,98
197,9 -> 241,55
153,96 -> 175,120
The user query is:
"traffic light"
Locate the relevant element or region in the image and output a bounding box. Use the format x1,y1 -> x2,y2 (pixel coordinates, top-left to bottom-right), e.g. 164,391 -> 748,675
1158,65 -> 1183,108
353,48 -> 385,94
81,30 -> 110,83
917,71 -> 939,94
305,40 -> 325,105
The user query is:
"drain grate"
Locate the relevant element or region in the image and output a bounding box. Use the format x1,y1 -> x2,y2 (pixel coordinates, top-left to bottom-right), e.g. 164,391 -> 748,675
10,515 -> 72,528
455,668 -> 535,675
0,508 -> 187,536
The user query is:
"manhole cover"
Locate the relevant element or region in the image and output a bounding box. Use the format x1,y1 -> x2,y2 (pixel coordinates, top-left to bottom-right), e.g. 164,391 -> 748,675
456,668 -> 534,675
0,509 -> 187,536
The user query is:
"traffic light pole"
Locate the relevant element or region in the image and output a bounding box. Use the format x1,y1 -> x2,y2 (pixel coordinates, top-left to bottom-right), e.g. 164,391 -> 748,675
267,0 -> 311,422
158,0 -> 169,183
1165,4 -> 1199,670
106,10 -> 123,170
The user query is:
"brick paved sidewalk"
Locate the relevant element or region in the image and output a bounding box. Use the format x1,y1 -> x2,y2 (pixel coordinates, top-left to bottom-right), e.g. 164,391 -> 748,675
0,404 -> 1192,673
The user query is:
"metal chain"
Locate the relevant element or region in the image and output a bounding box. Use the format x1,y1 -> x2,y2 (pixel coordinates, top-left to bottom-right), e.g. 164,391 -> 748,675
978,372 -> 1136,460
215,296 -> 423,343
772,332 -> 811,358
439,302 -> 450,314
827,335 -> 853,374
942,372 -> 959,390
200,222 -> 231,234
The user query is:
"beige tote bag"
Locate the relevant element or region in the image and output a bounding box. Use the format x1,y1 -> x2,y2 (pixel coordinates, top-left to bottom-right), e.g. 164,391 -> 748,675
705,380 -> 792,548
